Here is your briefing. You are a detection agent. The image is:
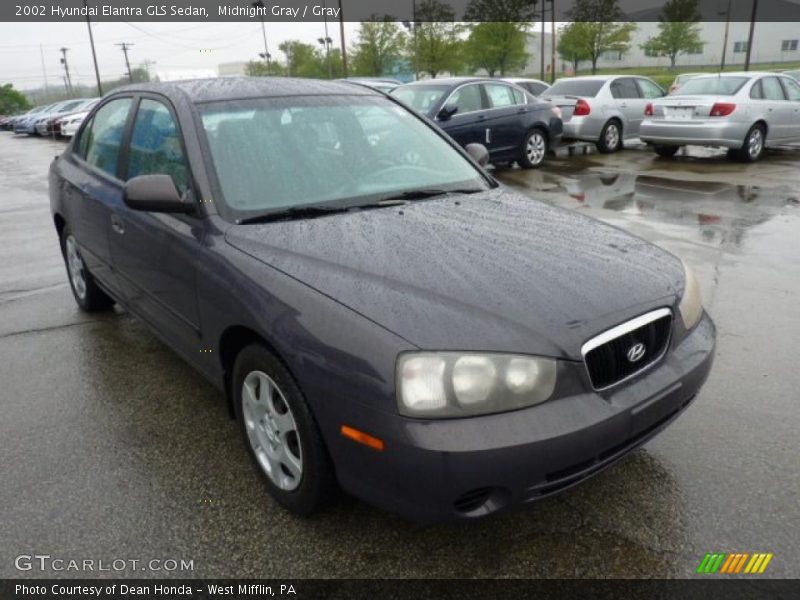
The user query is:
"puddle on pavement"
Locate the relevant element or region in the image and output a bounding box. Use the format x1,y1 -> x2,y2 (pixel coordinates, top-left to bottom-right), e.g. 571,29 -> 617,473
496,166 -> 799,251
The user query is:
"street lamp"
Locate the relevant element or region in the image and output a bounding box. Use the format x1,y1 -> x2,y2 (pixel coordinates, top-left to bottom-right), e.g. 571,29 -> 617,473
252,0 -> 271,74
401,17 -> 420,80
318,36 -> 333,78
259,51 -> 272,74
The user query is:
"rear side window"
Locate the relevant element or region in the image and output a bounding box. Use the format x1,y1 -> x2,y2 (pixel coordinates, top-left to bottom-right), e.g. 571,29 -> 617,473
526,82 -> 549,96
484,83 -> 522,108
750,80 -> 764,99
80,98 -> 132,177
610,78 -> 641,99
781,77 -> 800,101
126,98 -> 190,193
544,79 -> 605,98
761,77 -> 787,100
448,84 -> 484,113
637,79 -> 664,99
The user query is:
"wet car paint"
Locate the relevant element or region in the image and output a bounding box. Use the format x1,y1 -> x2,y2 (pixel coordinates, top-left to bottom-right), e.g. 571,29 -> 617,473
1,134 -> 799,577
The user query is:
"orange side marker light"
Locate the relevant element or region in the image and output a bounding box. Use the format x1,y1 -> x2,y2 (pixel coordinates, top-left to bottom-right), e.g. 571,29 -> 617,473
341,425 -> 385,451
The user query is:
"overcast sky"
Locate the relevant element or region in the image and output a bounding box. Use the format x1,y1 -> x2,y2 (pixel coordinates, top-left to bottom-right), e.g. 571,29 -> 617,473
0,21 -> 367,91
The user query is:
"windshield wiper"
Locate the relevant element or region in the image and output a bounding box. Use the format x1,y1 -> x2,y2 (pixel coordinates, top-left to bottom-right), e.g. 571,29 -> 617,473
238,204 -> 352,224
379,188 -> 485,202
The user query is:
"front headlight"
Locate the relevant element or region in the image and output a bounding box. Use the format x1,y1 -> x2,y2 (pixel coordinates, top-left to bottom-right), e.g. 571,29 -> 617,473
397,352 -> 557,418
678,260 -> 703,330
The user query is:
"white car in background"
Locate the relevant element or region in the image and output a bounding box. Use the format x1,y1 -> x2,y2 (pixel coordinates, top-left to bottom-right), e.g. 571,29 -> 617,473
58,99 -> 100,138
640,72 -> 800,162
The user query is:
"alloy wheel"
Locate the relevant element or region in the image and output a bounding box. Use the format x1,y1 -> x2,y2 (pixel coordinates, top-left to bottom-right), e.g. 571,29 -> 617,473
605,124 -> 620,150
242,370 -> 303,491
526,132 -> 546,166
748,128 -> 764,159
65,236 -> 87,300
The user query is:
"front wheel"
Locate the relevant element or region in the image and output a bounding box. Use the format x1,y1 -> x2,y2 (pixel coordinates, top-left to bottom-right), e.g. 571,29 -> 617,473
596,120 -> 623,153
518,129 -> 548,168
61,226 -> 114,312
654,145 -> 680,158
233,344 -> 336,515
732,124 -> 766,162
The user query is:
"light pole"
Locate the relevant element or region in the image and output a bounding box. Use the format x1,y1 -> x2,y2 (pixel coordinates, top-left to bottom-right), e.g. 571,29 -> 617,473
318,36 -> 333,78
259,52 -> 272,74
540,0 -> 546,82
59,47 -> 73,94
84,0 -> 102,95
719,0 -> 732,71
338,0 -> 348,77
402,16 -> 419,80
744,0 -> 759,71
549,0 -> 556,83
252,0 -> 271,74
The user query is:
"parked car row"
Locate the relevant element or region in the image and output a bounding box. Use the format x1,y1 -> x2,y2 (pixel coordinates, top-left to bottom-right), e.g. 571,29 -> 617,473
2,97 -> 98,138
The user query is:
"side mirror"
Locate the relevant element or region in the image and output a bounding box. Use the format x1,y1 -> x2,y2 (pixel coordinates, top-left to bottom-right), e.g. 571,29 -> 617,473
465,143 -> 489,167
437,103 -> 458,121
123,174 -> 192,213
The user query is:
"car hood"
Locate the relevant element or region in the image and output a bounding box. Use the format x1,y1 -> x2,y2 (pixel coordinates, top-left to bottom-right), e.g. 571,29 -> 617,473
225,189 -> 684,359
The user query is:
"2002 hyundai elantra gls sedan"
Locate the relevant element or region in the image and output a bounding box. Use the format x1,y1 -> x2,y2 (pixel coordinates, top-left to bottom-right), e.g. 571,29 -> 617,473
50,78 -> 715,523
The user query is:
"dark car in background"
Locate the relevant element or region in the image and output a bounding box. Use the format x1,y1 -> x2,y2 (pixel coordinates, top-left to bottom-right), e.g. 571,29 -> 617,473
14,103 -> 56,135
50,78 -> 714,523
35,98 -> 94,136
392,77 -> 563,168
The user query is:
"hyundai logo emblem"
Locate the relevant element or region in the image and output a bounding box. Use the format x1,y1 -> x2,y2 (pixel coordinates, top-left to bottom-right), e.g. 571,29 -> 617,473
626,343 -> 646,363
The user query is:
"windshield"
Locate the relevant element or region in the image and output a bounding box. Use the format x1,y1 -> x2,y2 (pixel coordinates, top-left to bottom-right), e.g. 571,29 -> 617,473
199,95 -> 489,221
544,79 -> 605,97
391,85 -> 450,114
675,76 -> 749,96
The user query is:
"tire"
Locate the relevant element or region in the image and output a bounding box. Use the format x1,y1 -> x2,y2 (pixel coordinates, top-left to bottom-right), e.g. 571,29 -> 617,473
654,145 -> 680,158
596,120 -> 623,153
518,129 -> 548,169
60,226 -> 114,312
233,344 -> 336,515
733,123 -> 766,163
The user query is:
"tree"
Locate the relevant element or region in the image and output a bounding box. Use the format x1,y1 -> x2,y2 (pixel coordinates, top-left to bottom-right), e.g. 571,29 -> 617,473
567,0 -> 637,74
0,83 -> 31,114
279,40 -> 325,78
349,18 -> 406,77
245,60 -> 287,77
640,0 -> 703,69
413,0 -> 464,78
557,22 -> 593,74
463,21 -> 530,77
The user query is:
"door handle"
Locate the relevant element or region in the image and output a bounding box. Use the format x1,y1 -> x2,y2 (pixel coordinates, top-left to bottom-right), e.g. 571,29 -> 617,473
517,108 -> 527,114
620,102 -> 628,108
477,115 -> 487,121
111,214 -> 125,235
485,128 -> 491,144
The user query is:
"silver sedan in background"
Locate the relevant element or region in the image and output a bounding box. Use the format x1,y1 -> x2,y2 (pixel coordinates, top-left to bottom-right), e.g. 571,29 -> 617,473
639,72 -> 800,162
542,75 -> 666,153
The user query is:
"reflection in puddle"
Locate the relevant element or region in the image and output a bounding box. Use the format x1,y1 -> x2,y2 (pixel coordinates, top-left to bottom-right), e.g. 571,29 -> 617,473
498,168 -> 799,250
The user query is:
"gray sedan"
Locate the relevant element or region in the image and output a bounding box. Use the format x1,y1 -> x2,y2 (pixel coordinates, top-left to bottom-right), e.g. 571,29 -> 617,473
542,75 -> 666,153
640,72 -> 800,161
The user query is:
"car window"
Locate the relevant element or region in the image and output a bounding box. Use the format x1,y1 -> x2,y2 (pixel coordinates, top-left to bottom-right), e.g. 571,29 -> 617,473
526,82 -> 548,96
449,84 -> 484,113
750,80 -> 764,99
637,79 -> 664,99
126,98 -> 190,193
80,98 -> 132,177
610,78 -> 641,99
676,76 -> 749,96
544,79 -> 605,97
781,77 -> 800,101
391,85 -> 449,114
200,95 -> 487,219
484,83 -> 521,108
761,77 -> 787,101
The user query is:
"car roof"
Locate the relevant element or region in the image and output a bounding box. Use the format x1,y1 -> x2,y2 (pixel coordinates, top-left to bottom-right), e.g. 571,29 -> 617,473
400,77 -> 497,87
111,77 -> 382,104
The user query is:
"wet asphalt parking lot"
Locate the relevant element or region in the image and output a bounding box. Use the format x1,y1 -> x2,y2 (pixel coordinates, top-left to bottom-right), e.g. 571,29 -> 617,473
1,132 -> 799,579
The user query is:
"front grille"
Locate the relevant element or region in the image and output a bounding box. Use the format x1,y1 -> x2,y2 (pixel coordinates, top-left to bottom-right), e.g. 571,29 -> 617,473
582,308 -> 672,390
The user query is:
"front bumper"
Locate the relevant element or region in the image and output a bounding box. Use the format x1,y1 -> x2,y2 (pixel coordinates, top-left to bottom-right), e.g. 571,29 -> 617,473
333,312 -> 715,523
640,119 -> 748,149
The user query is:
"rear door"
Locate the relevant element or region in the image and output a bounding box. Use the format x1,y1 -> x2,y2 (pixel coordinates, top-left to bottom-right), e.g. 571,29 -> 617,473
481,82 -> 528,157
778,76 -> 800,140
66,96 -> 134,298
110,95 -> 202,355
609,77 -> 646,137
437,83 -> 486,148
758,76 -> 793,141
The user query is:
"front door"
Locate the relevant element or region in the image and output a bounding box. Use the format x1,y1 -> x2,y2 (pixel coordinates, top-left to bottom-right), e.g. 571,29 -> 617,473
610,78 -> 646,137
437,83 -> 486,148
109,96 -> 202,356
481,82 -> 528,158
